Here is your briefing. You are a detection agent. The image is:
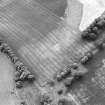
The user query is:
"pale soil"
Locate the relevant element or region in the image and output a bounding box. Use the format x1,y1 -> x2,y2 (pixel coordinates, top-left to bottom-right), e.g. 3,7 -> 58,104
0,53 -> 18,105
65,0 -> 83,29
79,0 -> 105,30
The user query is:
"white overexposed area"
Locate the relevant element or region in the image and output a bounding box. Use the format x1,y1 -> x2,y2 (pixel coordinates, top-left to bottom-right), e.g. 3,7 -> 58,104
78,0 -> 105,30
65,0 -> 105,31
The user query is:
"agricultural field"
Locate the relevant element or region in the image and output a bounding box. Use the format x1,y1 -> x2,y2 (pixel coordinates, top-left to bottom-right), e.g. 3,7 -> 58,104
0,0 -> 105,105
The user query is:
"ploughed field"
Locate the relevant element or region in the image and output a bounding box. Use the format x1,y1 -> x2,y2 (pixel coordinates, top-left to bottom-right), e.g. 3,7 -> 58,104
0,0 -> 105,105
